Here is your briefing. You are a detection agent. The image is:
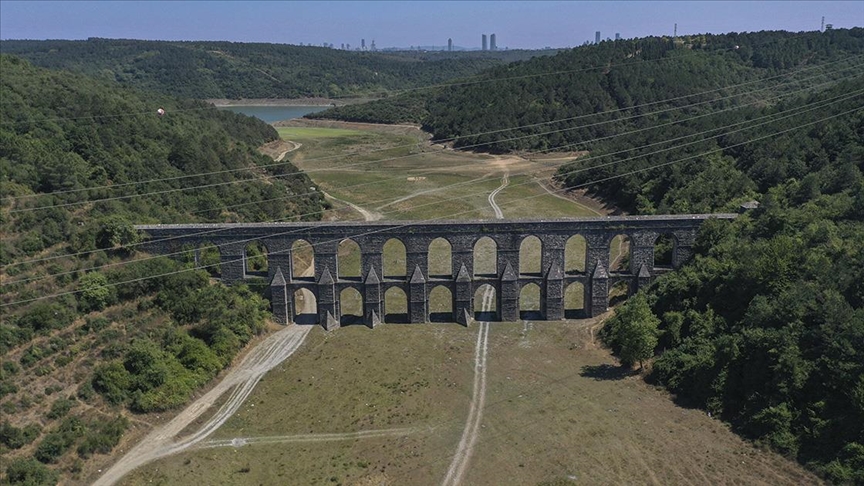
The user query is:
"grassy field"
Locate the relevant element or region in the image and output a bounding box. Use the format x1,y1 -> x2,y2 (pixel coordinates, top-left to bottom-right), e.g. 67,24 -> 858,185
121,321 -> 817,486
114,123 -> 816,486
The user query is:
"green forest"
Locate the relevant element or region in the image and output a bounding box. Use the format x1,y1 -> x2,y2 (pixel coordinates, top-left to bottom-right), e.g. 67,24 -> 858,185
0,55 -> 325,484
317,28 -> 864,482
311,29 -> 864,152
0,39 -> 547,100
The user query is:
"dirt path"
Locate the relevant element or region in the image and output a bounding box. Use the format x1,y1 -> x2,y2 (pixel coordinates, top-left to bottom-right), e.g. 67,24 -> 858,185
442,291 -> 492,486
535,179 -> 602,216
274,140 -> 302,162
92,324 -> 310,486
199,426 -> 422,449
321,190 -> 381,221
487,171 -> 509,219
94,256 -> 317,486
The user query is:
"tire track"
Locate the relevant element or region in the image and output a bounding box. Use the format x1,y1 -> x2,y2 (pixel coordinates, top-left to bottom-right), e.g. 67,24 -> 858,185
93,323 -> 311,486
441,288 -> 492,486
200,426 -> 423,449
487,171 -> 509,219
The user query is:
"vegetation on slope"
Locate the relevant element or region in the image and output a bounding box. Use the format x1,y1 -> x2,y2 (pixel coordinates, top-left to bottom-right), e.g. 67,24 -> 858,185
0,55 -> 324,484
309,26 -> 864,482
311,29 -> 864,152
0,39 -> 550,100
593,77 -> 864,482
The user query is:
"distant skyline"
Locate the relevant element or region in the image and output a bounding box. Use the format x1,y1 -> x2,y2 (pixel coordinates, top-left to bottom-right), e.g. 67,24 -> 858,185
1,1 -> 860,50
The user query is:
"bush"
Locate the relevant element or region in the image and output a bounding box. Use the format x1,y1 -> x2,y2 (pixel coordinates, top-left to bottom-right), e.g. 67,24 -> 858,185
0,420 -> 41,449
46,397 -> 76,420
34,417 -> 84,463
91,361 -> 131,405
76,415 -> 128,458
5,457 -> 58,486
78,271 -> 116,312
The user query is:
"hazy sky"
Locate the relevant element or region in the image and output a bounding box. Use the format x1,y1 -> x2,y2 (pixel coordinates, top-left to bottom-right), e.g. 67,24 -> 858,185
1,1 -> 860,49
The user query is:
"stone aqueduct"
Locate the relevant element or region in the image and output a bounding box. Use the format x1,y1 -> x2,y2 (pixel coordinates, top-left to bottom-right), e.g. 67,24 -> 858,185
137,214 -> 736,329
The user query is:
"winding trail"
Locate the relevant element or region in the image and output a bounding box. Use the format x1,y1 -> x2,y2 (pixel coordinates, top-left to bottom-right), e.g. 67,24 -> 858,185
274,140 -> 302,162
442,293 -> 491,486
93,324 -> 311,486
442,168 -> 505,486
487,171 -> 509,219
321,190 -> 382,221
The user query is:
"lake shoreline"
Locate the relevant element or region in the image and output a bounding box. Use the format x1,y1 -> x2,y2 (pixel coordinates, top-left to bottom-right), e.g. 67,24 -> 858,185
207,97 -> 364,107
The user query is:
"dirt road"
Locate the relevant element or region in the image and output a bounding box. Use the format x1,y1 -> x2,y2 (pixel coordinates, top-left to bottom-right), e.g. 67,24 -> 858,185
92,324 -> 310,486
274,140 -> 302,162
442,290 -> 492,486
321,190 -> 381,221
487,171 -> 509,219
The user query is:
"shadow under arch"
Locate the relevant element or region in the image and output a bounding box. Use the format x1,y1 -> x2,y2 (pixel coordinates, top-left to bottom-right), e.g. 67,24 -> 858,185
429,285 -> 454,322
474,283 -> 497,321
339,287 -> 364,326
293,288 -> 318,324
519,282 -> 542,320
564,282 -> 585,319
384,286 -> 408,323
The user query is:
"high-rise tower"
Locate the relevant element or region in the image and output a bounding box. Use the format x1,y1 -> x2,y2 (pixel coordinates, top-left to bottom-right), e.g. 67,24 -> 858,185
595,31 -> 601,44
482,34 -> 488,51
615,33 -> 620,40
361,39 -> 366,50
448,38 -> 453,51
490,33 -> 497,51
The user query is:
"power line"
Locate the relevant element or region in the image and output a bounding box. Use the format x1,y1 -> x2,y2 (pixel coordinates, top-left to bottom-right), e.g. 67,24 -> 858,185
3,103 -> 857,308
5,76 -> 858,280
4,53 -> 859,205
8,58 -> 861,214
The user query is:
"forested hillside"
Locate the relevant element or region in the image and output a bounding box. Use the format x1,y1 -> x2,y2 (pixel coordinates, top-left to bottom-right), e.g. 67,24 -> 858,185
308,28 -> 864,482
563,66 -> 864,482
311,29 -> 864,152
0,39 -> 544,100
0,55 -> 325,484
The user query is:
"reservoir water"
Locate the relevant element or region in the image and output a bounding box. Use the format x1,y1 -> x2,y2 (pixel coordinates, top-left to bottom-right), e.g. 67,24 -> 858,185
217,105 -> 328,123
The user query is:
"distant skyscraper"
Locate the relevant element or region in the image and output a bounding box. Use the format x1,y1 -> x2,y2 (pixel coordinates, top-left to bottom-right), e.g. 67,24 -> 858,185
370,39 -> 376,51
341,43 -> 345,50
615,33 -> 620,40
448,38 -> 453,51
595,31 -> 601,44
490,33 -> 497,51
361,39 -> 366,50
482,34 -> 488,51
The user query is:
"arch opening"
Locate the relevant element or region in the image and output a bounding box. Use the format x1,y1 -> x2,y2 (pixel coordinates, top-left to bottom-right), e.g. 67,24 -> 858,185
565,235 -> 587,274
519,283 -> 542,320
564,282 -> 585,319
429,285 -> 454,322
519,236 -> 542,276
384,287 -> 408,323
609,234 -> 631,273
473,237 -> 497,278
654,233 -> 675,268
609,280 -> 630,307
383,238 -> 407,278
293,288 -> 317,324
339,287 -> 364,326
291,239 -> 315,281
338,238 -> 361,281
244,241 -> 269,277
474,284 -> 497,321
428,238 -> 452,278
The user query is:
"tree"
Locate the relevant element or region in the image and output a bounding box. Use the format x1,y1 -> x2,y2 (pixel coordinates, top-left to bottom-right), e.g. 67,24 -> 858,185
5,457 -> 58,486
78,271 -> 115,312
605,293 -> 660,369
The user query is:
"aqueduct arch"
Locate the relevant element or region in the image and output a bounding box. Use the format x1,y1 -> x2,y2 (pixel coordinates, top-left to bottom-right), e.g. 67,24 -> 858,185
138,214 -> 735,329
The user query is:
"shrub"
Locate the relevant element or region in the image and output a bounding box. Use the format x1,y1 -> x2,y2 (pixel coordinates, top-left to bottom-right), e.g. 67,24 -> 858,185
47,397 -> 76,420
76,415 -> 128,457
5,457 -> 58,486
0,420 -> 41,449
